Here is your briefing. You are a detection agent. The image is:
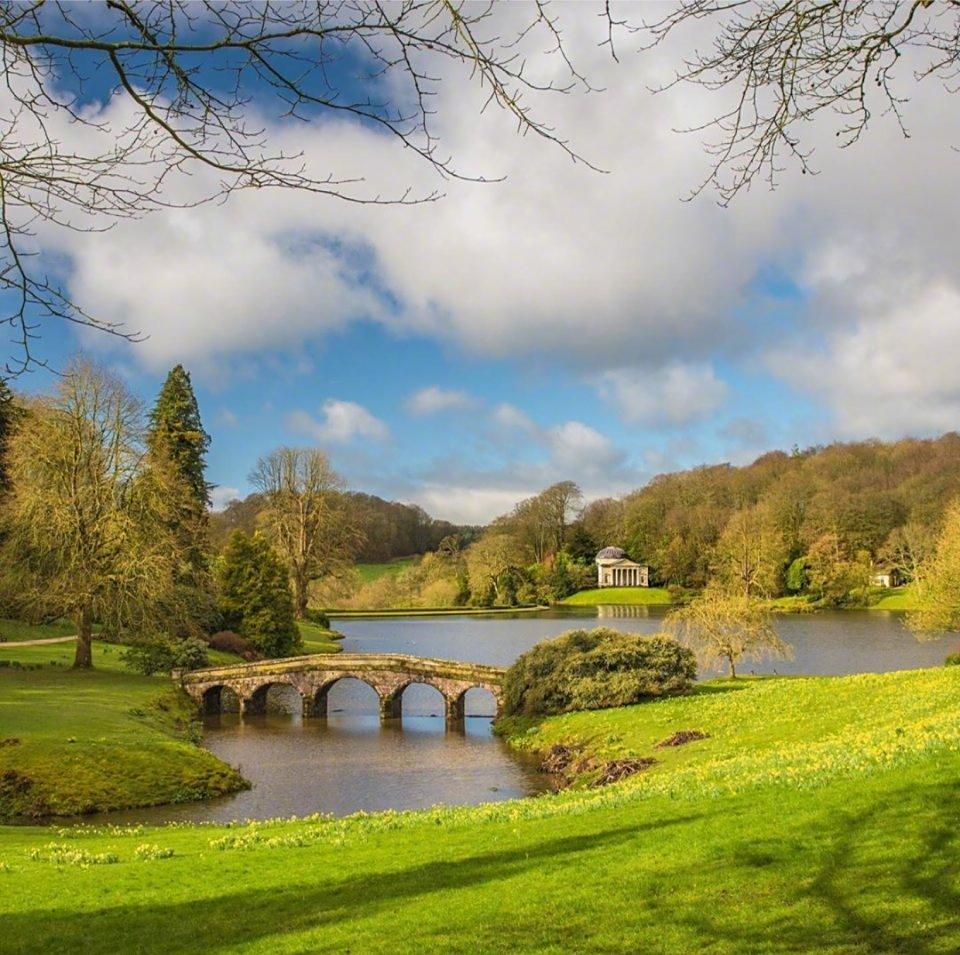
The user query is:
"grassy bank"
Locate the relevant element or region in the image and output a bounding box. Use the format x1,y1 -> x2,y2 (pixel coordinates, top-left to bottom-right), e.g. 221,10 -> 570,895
3,667 -> 960,951
328,605 -> 548,618
297,621 -> 344,653
0,619 -> 77,643
356,558 -> 417,584
559,586 -> 672,607
0,641 -> 245,819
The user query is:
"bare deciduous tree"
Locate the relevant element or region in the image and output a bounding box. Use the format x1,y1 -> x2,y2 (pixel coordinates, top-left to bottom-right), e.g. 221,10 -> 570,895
250,446 -> 362,618
643,0 -> 959,203
0,1 -> 620,374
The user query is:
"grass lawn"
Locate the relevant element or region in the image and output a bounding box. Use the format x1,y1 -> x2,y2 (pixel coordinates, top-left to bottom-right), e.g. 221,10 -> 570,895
560,586 -> 672,606
356,557 -> 417,584
869,585 -> 920,611
3,667 -> 960,951
297,621 -> 344,654
0,640 -> 244,818
0,618 -> 79,643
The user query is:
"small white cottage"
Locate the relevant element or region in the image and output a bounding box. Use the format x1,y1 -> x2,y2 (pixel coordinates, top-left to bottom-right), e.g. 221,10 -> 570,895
596,547 -> 649,588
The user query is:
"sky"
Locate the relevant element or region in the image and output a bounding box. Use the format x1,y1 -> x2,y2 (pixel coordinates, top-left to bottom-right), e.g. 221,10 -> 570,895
10,5 -> 960,523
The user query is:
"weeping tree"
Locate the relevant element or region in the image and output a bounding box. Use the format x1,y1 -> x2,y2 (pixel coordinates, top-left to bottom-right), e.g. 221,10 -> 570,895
668,589 -> 792,679
0,377 -> 17,493
250,447 -> 363,618
0,358 -> 193,668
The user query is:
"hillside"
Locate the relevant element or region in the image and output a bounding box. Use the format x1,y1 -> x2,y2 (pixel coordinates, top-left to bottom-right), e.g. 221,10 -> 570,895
580,432 -> 960,592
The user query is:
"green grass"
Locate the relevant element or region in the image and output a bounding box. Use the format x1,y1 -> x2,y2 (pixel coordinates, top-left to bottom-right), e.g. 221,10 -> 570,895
868,585 -> 920,611
297,621 -> 343,654
560,586 -> 673,606
329,605 -> 547,618
0,641 -> 245,818
4,667 -> 960,951
356,557 -> 417,584
0,618 -> 78,643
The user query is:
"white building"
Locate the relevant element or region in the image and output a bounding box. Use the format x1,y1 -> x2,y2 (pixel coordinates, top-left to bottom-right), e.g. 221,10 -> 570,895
596,547 -> 650,588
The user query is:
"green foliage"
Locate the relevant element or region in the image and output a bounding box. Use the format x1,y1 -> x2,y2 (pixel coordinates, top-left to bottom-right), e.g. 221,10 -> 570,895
785,556 -> 807,593
944,653 -> 960,667
909,498 -> 960,634
121,636 -> 210,675
501,627 -> 696,717
0,376 -> 17,493
217,531 -> 301,658
301,608 -> 330,629
146,365 -> 210,510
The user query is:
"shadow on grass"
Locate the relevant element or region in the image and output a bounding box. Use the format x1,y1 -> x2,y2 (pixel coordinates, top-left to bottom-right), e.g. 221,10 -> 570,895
1,815 -> 701,954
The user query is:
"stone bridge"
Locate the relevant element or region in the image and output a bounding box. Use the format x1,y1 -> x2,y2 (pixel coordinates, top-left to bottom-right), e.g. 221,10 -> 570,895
177,652 -> 506,722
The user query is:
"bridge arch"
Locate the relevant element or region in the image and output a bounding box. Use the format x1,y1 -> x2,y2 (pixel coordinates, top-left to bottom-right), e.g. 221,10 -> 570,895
307,675 -> 383,718
380,679 -> 450,721
201,684 -> 241,715
242,679 -> 305,717
458,685 -> 500,720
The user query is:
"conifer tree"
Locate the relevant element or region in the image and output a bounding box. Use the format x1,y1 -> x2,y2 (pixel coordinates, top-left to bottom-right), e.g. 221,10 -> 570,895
147,365 -> 210,510
217,531 -> 301,658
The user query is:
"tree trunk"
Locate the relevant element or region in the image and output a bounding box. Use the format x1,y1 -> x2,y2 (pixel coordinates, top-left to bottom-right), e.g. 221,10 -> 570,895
73,604 -> 93,669
728,656 -> 737,680
293,572 -> 308,620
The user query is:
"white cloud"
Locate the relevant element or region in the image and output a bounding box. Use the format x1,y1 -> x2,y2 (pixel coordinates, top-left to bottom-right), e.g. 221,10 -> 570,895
598,363 -> 729,427
405,386 -> 477,416
23,7 -> 960,447
287,399 -> 389,443
210,485 -> 240,511
773,284 -> 960,437
546,421 -> 623,473
490,402 -> 537,433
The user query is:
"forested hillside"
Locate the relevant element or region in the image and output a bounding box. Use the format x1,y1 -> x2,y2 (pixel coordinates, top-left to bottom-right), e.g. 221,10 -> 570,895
580,434 -> 960,594
210,490 -> 472,561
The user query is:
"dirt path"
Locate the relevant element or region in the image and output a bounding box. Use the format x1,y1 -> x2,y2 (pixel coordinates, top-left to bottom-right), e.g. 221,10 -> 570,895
0,635 -> 76,648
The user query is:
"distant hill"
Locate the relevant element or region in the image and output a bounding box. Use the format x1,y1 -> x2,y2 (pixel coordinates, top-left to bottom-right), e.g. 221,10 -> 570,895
209,490 -> 476,561
579,433 -> 960,590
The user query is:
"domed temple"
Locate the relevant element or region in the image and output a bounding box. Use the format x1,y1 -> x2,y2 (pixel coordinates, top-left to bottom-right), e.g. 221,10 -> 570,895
595,547 -> 649,588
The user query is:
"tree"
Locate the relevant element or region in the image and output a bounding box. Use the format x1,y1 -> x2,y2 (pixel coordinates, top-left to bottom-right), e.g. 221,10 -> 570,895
712,504 -> 786,598
147,365 -> 211,601
0,3 -> 619,373
147,365 -> 210,512
642,1 -> 960,203
0,378 -> 17,492
250,447 -> 362,618
668,590 -> 791,679
0,358 -> 189,668
908,499 -> 960,634
465,533 -> 525,606
217,531 -> 301,658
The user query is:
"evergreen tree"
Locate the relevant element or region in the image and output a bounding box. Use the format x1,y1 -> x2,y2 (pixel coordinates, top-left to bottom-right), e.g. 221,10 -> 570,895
0,377 -> 17,492
217,531 -> 301,658
147,365 -> 210,510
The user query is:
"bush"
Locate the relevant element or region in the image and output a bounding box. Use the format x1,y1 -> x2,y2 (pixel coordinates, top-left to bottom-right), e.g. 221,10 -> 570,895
206,630 -> 259,661
501,627 -> 696,718
122,636 -> 210,675
945,652 -> 960,667
301,609 -> 330,629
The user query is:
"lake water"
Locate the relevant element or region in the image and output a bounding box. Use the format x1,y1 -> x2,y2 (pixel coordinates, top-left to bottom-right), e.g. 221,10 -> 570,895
70,607 -> 957,826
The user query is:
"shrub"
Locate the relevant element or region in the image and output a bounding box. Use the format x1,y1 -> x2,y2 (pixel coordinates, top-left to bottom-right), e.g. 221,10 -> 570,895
207,630 -> 259,660
501,627 -> 696,718
301,608 -> 331,629
121,635 -> 210,675
945,652 -> 960,667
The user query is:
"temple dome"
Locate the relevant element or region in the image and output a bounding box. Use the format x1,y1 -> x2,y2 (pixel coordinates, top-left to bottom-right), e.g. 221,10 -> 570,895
596,546 -> 627,560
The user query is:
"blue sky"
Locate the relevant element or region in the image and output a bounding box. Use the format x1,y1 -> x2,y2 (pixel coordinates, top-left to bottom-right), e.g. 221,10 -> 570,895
8,5 -> 960,522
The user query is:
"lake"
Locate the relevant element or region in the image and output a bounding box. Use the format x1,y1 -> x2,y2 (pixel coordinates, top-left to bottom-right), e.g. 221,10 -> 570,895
74,607 -> 957,827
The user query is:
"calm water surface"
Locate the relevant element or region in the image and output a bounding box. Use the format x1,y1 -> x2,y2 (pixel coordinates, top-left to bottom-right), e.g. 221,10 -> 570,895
74,607 -> 957,826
